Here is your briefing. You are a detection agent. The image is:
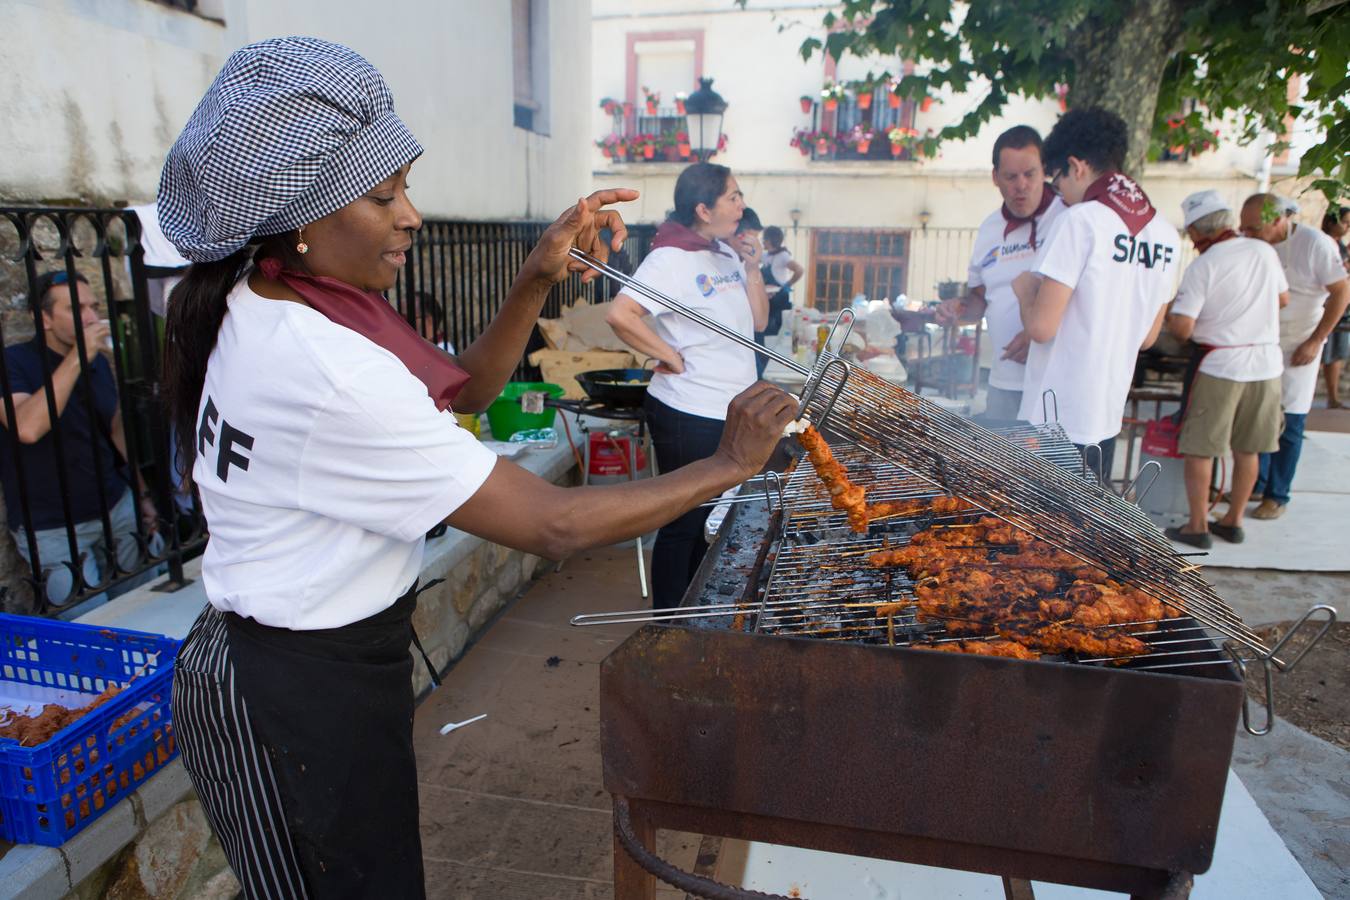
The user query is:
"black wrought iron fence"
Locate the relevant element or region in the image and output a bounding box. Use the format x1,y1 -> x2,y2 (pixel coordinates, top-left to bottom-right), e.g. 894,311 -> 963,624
390,219 -> 656,380
0,206 -> 197,616
0,206 -> 655,616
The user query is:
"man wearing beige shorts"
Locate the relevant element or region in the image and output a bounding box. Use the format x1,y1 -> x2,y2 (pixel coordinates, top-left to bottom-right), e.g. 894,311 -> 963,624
1164,191 -> 1287,549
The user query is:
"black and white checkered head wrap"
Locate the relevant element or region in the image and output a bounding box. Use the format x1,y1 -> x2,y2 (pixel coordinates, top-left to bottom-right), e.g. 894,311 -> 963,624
157,36 -> 422,263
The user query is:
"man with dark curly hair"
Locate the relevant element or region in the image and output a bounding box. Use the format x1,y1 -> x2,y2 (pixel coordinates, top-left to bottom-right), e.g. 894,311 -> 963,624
1011,107 -> 1181,483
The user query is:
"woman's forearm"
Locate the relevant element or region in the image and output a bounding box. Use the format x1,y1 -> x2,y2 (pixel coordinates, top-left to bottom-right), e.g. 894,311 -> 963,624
452,272 -> 552,413
449,454 -> 747,560
607,305 -> 680,366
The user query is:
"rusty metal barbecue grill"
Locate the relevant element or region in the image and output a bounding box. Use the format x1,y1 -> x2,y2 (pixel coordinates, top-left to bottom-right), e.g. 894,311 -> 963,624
566,251 -> 1338,900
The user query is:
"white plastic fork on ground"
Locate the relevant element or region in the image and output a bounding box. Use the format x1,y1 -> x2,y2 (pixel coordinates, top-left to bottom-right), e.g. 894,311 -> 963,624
439,713 -> 487,735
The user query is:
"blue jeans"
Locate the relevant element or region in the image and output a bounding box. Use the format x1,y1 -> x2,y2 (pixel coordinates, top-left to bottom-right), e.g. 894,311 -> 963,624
1256,412 -> 1305,505
644,394 -> 725,610
11,489 -> 160,607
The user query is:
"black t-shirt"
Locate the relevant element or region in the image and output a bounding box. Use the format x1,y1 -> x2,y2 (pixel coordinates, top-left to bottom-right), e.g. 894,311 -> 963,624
0,340 -> 126,530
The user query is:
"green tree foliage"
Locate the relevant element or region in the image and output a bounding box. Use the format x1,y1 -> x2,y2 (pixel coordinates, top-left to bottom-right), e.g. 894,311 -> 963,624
782,0 -> 1349,201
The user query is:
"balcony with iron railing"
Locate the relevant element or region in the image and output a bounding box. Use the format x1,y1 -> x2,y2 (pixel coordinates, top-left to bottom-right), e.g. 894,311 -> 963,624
595,95 -> 727,164
791,82 -> 929,163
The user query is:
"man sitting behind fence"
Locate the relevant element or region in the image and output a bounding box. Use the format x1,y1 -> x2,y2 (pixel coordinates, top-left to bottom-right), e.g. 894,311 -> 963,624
1162,191 -> 1286,549
0,271 -> 158,608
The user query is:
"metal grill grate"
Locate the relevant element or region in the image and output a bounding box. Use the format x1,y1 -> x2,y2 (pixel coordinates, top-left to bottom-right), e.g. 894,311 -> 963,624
753,431 -> 1233,672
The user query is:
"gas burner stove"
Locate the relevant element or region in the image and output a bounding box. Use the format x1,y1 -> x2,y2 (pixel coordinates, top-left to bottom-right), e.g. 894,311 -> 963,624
551,398 -> 646,422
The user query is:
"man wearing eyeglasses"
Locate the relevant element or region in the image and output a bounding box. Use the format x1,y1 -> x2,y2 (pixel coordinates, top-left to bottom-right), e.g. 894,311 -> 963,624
1011,108 -> 1181,482
0,270 -> 159,608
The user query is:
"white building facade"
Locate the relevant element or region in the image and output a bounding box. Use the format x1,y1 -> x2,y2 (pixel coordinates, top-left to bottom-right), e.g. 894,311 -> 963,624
2,0 -> 593,221
590,0 -> 1306,310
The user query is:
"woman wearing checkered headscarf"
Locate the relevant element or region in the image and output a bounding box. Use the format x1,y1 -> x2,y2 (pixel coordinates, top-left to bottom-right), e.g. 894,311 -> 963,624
159,37 -> 793,898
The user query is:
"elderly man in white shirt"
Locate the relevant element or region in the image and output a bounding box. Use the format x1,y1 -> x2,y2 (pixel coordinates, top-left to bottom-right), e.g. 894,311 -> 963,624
1239,193 -> 1350,519
1163,191 -> 1287,549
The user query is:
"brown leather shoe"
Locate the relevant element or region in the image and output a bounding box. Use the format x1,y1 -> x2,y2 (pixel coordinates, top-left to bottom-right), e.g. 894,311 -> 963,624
1251,499 -> 1286,520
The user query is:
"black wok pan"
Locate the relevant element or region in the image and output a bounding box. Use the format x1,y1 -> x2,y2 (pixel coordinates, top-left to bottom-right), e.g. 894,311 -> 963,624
575,368 -> 653,408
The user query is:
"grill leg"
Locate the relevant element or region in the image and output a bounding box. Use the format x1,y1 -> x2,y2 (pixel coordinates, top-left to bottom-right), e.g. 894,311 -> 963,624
1002,876 -> 1036,900
1131,871 -> 1193,900
614,798 -> 657,900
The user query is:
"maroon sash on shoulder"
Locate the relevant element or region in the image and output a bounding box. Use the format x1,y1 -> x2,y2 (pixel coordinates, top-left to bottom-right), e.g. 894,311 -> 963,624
1084,173 -> 1156,237
257,257 -> 470,410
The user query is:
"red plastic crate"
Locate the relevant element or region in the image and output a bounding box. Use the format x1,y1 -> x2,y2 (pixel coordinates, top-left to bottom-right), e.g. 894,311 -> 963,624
0,614 -> 179,846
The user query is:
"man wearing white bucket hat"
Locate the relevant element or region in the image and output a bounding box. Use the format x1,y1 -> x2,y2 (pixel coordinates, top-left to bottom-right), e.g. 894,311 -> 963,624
1163,190 -> 1286,548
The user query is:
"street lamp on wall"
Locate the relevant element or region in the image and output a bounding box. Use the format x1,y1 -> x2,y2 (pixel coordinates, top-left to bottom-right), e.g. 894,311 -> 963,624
917,209 -> 932,231
789,207 -> 802,236
684,78 -> 727,162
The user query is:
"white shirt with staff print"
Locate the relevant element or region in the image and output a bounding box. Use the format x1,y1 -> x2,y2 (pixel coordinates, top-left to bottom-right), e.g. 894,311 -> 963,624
1018,203 -> 1181,444
620,244 -> 756,420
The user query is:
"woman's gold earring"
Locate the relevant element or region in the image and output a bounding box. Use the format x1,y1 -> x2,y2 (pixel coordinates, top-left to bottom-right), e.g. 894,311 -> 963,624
296,227 -> 310,255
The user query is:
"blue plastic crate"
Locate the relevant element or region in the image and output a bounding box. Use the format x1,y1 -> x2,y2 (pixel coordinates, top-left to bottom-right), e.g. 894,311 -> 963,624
0,614 -> 179,846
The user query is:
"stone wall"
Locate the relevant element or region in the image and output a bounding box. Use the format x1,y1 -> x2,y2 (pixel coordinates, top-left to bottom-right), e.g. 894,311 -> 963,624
69,801 -> 238,900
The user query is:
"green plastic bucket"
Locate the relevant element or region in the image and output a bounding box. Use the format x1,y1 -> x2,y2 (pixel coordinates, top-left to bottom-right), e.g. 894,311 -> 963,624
485,382 -> 565,439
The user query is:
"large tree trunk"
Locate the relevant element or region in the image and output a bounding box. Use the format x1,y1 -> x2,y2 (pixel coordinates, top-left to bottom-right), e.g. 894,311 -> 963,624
1065,0 -> 1187,178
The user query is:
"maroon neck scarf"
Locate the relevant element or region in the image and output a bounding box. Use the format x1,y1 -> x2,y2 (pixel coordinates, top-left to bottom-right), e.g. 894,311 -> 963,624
1193,229 -> 1239,255
257,257 -> 470,411
651,221 -> 736,259
1084,172 -> 1157,237
1001,186 -> 1056,249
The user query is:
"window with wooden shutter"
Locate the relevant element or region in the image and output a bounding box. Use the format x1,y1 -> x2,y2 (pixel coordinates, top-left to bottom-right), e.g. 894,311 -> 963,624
808,229 -> 911,312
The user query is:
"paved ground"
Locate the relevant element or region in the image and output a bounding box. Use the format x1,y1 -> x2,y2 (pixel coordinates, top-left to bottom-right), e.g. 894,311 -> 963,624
413,545 -> 1348,899
413,549 -> 694,899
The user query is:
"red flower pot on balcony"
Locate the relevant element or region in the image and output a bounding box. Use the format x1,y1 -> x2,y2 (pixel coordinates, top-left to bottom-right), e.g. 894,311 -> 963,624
823,98 -> 838,111
646,101 -> 658,115
857,93 -> 872,110
856,140 -> 871,154
615,143 -> 627,158
800,97 -> 813,114
643,145 -> 655,159
678,143 -> 691,157
888,93 -> 901,109
815,138 -> 829,155
675,99 -> 686,114
920,96 -> 933,112
890,142 -> 903,158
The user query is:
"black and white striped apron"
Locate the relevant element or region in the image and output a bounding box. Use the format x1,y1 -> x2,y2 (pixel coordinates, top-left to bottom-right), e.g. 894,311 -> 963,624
173,584 -> 427,899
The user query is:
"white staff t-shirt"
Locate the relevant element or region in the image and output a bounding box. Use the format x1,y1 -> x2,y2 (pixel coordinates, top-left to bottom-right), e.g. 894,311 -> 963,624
621,244 -> 757,420
1272,224 -> 1347,413
1019,202 -> 1181,444
193,273 -> 498,630
1275,223 -> 1346,342
764,248 -> 795,286
1169,237 -> 1285,382
966,197 -> 1066,390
